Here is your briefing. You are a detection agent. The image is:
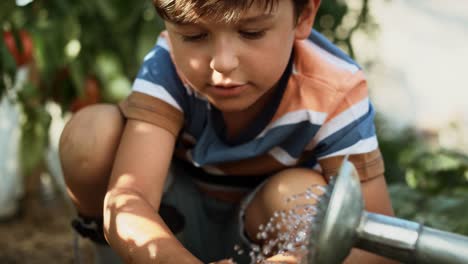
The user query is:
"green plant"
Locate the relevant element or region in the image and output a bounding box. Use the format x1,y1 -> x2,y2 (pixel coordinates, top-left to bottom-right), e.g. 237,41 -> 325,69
378,121 -> 468,235
402,149 -> 468,194
1,0 -> 164,174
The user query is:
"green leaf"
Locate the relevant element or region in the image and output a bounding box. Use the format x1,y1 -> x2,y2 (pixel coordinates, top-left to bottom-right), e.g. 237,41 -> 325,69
136,19 -> 159,62
19,106 -> 51,176
103,74 -> 131,103
69,60 -> 84,96
0,1 -> 17,23
1,38 -> 17,97
94,51 -> 123,83
0,37 -> 18,75
390,183 -> 468,235
95,0 -> 118,21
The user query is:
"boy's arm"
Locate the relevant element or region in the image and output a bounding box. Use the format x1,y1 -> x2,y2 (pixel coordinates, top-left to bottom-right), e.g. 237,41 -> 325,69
103,119 -> 202,264
361,173 -> 394,216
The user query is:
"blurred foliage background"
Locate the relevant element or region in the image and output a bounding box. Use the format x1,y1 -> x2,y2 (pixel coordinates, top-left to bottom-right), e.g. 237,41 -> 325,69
1,0 -> 467,236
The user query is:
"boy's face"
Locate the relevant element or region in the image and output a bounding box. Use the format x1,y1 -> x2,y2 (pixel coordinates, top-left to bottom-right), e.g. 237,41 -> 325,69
165,0 -> 311,114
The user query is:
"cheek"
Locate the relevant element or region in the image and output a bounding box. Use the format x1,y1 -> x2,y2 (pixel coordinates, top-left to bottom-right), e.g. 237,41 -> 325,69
254,29 -> 294,72
181,56 -> 205,80
248,43 -> 292,85
172,47 -> 208,84
188,57 -> 203,72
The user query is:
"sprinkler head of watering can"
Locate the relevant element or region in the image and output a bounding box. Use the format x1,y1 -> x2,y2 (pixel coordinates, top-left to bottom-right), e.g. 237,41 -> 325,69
308,159 -> 364,264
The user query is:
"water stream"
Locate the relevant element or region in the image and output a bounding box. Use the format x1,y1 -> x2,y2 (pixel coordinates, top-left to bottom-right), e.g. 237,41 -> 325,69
234,184 -> 329,264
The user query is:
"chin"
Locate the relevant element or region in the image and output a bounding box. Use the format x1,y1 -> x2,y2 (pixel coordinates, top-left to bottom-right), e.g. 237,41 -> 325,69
212,101 -> 252,113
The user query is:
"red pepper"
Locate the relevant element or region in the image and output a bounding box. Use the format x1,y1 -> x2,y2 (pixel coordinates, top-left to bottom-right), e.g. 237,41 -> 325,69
70,77 -> 101,113
3,30 -> 34,66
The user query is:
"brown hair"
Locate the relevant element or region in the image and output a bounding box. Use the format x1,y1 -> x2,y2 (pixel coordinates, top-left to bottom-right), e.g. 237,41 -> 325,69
153,0 -> 309,24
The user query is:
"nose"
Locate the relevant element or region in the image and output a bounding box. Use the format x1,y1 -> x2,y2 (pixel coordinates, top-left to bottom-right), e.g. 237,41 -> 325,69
209,38 -> 239,74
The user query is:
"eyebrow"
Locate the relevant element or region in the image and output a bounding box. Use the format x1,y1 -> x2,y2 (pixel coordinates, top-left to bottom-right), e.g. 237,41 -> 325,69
239,14 -> 275,24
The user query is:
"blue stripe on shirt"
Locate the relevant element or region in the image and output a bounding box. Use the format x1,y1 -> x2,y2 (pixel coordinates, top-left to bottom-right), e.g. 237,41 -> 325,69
191,121 -> 321,165
135,45 -> 188,112
314,103 -> 376,157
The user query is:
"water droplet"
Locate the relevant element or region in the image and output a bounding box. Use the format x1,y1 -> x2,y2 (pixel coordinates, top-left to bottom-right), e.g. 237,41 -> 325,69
252,245 -> 260,252
263,245 -> 271,255
296,231 -> 306,242
238,184 -> 334,262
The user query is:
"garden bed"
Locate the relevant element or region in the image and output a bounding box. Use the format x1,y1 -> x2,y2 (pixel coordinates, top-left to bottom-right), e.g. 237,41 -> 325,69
0,172 -> 94,264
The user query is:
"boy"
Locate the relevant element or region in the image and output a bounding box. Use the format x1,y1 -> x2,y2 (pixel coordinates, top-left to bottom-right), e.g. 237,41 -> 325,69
59,0 -> 396,263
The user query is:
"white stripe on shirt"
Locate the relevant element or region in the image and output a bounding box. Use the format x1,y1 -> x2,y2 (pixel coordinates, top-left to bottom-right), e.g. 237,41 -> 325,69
268,147 -> 299,166
156,37 -> 170,51
133,79 -> 182,111
257,109 -> 327,138
306,97 -> 369,150
318,136 -> 378,159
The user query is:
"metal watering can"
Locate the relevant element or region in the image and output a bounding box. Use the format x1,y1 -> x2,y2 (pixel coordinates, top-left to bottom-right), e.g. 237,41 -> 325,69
307,159 -> 468,264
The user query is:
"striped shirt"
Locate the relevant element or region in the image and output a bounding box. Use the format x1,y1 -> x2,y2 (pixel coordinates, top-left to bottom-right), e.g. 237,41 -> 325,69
119,29 -> 384,191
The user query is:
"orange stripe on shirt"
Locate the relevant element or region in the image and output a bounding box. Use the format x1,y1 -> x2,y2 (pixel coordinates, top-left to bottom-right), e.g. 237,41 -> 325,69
269,39 -> 367,125
326,75 -> 369,121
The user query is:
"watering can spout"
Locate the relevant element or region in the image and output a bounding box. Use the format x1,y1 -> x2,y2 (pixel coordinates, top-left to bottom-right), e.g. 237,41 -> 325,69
356,212 -> 468,264
415,226 -> 468,264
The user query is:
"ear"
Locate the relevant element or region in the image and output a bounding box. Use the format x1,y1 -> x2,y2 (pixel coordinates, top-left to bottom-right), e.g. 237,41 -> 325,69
295,0 -> 321,40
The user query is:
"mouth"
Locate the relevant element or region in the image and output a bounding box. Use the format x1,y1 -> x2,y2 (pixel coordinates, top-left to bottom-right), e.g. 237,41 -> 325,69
208,83 -> 249,97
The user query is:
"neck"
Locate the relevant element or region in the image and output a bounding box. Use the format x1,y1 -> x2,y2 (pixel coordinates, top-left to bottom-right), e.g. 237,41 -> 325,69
222,87 -> 276,140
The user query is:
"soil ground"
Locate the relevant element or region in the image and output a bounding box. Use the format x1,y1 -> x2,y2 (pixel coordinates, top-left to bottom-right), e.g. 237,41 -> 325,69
0,172 -> 94,264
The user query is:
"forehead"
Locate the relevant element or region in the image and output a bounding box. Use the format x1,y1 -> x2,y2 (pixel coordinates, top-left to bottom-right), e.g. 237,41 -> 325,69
161,0 -> 280,24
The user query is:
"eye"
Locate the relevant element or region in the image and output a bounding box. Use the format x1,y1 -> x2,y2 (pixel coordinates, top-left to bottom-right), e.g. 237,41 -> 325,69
240,30 -> 266,40
181,33 -> 208,42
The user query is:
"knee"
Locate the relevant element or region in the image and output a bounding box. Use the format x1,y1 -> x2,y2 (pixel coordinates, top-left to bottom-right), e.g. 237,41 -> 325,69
244,168 -> 326,240
59,104 -> 125,187
257,168 -> 326,212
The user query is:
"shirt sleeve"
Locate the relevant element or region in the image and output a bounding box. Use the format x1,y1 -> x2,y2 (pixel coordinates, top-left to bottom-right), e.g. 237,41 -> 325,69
313,72 -> 385,181
119,41 -> 186,136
